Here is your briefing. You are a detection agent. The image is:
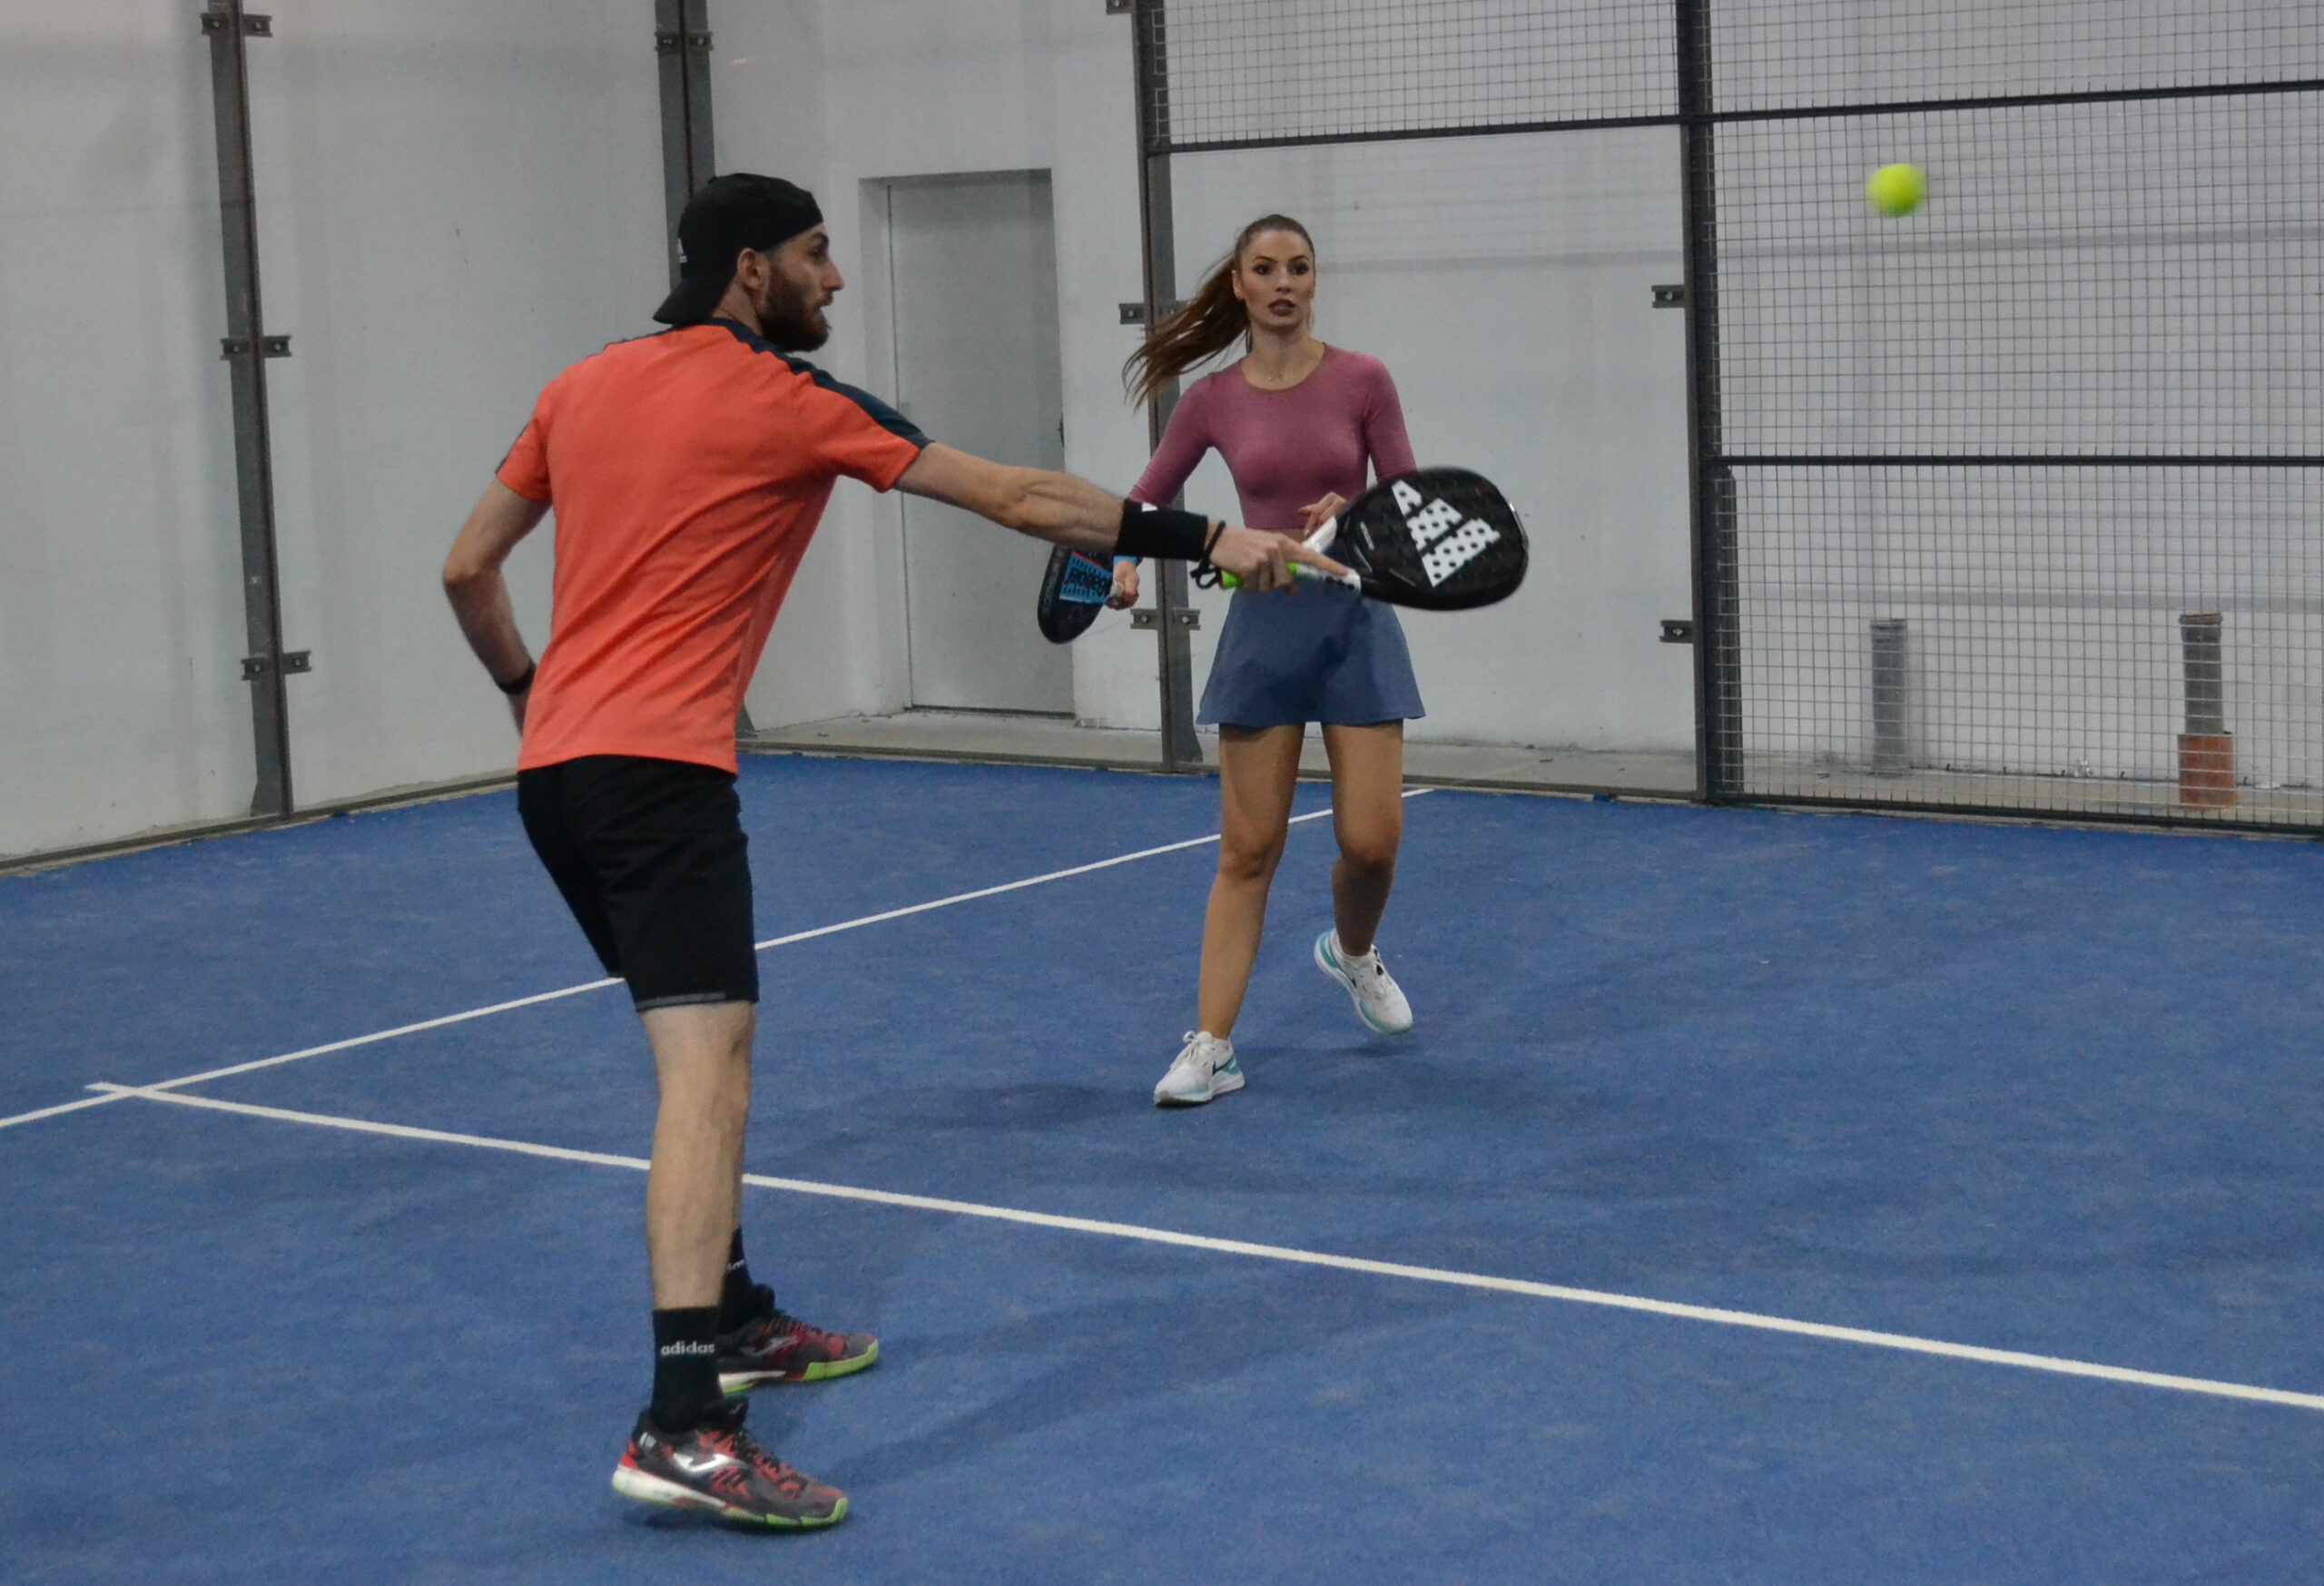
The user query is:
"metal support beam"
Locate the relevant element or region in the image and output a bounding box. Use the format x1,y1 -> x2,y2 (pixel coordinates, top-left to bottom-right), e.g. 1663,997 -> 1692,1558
1676,0 -> 1735,801
655,1 -> 752,735
1129,0 -> 1203,773
655,0 -> 716,273
202,0 -> 296,817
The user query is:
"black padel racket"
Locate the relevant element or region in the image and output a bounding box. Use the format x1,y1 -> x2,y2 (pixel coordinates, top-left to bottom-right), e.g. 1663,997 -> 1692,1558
1223,468 -> 1527,611
1036,545 -> 1116,644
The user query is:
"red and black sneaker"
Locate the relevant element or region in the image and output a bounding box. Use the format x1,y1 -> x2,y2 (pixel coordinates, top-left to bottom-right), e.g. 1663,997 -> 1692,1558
716,1285 -> 881,1393
610,1398 -> 846,1529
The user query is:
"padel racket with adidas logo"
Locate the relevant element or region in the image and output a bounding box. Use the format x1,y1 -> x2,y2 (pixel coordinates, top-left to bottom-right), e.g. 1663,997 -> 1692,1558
1223,468 -> 1528,611
1035,545 -> 1117,644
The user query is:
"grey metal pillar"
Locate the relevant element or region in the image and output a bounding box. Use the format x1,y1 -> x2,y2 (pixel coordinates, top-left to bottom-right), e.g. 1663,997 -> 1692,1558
1130,0 -> 1204,773
655,2 -> 752,735
655,0 -> 715,252
202,0 -> 298,817
1676,0 -> 1735,800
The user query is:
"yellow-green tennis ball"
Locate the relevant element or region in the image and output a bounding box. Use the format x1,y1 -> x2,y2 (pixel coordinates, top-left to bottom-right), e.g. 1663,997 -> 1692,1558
1865,163 -> 1927,217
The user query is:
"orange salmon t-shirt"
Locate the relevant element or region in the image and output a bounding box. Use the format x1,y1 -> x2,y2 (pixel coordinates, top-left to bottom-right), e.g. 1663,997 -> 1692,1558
497,320 -> 926,774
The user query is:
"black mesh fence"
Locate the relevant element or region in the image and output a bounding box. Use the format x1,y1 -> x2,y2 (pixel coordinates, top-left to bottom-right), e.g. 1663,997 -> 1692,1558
1140,0 -> 1676,151
1711,96 -> 2324,461
1715,465 -> 2324,822
1135,0 -> 2324,829
1693,5 -> 2324,827
1705,1 -> 2324,113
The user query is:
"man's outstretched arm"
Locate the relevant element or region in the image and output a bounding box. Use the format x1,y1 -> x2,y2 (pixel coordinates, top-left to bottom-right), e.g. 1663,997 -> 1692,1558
893,443 -> 1341,590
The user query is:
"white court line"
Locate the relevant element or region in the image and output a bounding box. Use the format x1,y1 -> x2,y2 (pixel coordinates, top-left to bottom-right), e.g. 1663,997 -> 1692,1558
0,1094 -> 128,1129
0,793 -> 1427,1135
88,1080 -> 2324,1415
0,980 -> 625,1135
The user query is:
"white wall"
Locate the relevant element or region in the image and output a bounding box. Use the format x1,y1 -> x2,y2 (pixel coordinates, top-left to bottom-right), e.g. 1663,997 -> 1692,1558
714,0 -> 1698,754
0,0 -> 667,857
0,3 -> 256,856
716,0 -> 1158,734
16,3 -> 2303,856
248,0 -> 666,807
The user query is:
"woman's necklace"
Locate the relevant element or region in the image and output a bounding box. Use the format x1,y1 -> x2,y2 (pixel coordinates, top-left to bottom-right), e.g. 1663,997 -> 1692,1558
1245,340 -> 1324,390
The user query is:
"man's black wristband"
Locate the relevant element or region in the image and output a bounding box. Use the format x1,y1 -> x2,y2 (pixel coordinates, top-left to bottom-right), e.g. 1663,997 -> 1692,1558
1116,500 -> 1215,562
495,661 -> 537,696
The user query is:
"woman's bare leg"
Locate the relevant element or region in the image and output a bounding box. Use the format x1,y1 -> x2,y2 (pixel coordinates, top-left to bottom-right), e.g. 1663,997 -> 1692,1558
1196,724 -> 1306,1037
1320,722 -> 1404,956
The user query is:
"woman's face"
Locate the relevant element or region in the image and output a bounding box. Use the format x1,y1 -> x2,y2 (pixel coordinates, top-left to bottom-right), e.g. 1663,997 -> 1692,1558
1232,229 -> 1315,334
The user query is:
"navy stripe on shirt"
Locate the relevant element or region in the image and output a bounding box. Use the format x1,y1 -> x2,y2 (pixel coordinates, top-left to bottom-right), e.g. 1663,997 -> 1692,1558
712,319 -> 930,448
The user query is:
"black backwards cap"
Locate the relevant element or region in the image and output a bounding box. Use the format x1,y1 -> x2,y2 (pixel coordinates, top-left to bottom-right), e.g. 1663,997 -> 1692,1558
652,173 -> 824,327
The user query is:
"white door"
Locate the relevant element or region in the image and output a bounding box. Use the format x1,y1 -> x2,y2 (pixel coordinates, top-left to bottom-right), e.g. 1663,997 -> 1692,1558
884,172 -> 1072,713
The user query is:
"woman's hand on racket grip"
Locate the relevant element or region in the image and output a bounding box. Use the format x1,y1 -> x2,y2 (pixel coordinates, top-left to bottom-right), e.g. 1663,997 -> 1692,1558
1208,525 -> 1347,591
1108,558 -> 1141,609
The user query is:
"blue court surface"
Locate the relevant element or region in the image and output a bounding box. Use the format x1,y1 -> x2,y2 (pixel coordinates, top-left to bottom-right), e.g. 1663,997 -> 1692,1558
5,754 -> 2323,1584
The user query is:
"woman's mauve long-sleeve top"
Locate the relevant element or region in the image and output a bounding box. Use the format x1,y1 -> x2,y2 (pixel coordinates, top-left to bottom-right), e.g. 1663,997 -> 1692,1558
1127,346 -> 1415,528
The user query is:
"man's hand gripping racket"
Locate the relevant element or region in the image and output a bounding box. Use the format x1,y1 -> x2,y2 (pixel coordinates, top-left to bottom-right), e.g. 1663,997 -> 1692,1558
1206,522 -> 1351,591
1035,522 -> 1347,644
1037,468 -> 1518,644
1216,468 -> 1529,612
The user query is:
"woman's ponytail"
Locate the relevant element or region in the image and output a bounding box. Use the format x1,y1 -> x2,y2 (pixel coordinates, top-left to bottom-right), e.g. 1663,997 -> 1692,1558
1123,213 -> 1314,410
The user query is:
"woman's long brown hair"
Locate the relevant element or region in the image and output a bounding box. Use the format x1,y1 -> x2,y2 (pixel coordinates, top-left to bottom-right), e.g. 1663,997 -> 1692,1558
1123,213 -> 1314,409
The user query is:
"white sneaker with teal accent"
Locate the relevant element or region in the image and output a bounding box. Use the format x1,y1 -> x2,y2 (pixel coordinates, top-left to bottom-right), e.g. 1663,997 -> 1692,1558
1153,1030 -> 1243,1107
1315,931 -> 1413,1035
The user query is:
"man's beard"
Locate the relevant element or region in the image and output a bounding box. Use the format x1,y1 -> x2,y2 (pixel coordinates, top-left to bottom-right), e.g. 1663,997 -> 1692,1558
753,274 -> 829,351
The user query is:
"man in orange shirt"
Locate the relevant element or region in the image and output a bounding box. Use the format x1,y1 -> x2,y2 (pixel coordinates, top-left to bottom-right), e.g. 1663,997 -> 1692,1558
443,174 -> 1328,1529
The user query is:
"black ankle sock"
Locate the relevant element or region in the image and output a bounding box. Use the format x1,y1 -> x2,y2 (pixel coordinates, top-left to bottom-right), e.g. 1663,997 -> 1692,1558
649,1306 -> 723,1432
717,1229 -> 763,1333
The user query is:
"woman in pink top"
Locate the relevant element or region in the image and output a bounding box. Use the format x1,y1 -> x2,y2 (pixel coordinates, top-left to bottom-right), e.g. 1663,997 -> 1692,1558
1117,214 -> 1423,1108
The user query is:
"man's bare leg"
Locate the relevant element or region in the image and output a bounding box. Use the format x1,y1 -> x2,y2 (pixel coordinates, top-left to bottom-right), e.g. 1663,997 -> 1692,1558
613,1006 -> 847,1524
641,1001 -> 755,1311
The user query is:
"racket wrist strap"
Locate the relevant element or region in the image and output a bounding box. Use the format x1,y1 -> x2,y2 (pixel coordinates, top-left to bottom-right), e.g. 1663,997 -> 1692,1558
1115,499 -> 1212,562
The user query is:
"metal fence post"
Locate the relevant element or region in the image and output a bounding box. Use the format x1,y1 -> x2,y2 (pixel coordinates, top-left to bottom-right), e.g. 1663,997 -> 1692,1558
1130,0 -> 1204,773
655,1 -> 753,736
1676,0 -> 1734,801
202,0 -> 297,818
655,0 -> 716,247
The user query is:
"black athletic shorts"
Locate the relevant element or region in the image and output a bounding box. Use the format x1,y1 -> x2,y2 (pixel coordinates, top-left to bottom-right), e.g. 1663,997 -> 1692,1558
516,754 -> 759,1011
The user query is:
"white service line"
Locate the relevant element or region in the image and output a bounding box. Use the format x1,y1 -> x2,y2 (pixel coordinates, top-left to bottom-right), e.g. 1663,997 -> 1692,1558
87,1080 -> 2324,1416
0,1094 -> 127,1129
0,793 -> 1431,1135
0,981 -> 625,1136
743,795 -> 1421,955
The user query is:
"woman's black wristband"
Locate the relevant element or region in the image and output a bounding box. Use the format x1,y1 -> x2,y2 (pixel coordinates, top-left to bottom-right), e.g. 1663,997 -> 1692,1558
1116,499 -> 1214,562
495,660 -> 537,696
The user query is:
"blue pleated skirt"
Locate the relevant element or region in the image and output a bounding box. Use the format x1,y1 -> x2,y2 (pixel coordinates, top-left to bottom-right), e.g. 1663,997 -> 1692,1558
1196,583 -> 1425,729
